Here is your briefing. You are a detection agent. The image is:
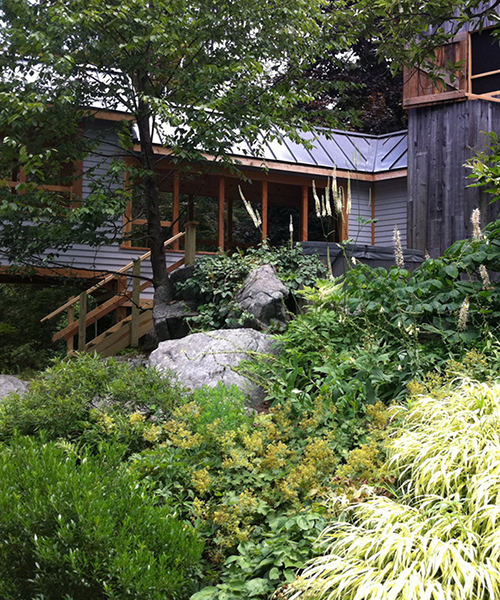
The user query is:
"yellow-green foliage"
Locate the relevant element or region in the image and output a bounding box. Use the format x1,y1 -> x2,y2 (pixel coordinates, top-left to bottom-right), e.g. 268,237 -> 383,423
130,393 -> 341,556
289,380 -> 500,600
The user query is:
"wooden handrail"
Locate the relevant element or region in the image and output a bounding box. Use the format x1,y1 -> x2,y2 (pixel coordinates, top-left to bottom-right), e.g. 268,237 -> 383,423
41,230 -> 185,322
52,257 -> 186,342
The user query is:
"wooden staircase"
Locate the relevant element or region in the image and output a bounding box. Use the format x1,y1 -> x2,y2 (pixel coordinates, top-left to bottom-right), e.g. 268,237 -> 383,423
42,223 -> 197,357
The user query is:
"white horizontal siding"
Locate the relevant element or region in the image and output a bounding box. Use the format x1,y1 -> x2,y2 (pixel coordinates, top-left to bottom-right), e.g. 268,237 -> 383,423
348,181 -> 373,245
374,179 -> 408,248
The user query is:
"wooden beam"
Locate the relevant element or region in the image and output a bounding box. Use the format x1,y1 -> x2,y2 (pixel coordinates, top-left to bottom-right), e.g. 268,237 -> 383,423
261,180 -> 268,241
403,90 -> 467,108
301,185 -> 308,242
218,176 -> 225,250
172,170 -> 180,250
227,197 -> 233,248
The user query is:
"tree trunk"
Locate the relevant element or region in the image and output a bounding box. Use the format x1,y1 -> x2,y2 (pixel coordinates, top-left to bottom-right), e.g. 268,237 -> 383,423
136,98 -> 174,341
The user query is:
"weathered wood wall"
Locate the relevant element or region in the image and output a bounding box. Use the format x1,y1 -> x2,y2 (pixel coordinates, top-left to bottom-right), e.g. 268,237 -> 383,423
407,99 -> 500,256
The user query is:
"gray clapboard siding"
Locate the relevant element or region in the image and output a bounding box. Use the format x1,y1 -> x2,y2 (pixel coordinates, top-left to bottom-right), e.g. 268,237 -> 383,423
42,243 -> 185,301
82,120 -> 123,197
348,181 -> 373,245
374,178 -> 408,247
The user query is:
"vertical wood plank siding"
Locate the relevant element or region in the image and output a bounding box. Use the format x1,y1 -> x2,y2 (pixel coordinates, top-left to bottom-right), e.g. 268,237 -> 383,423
408,100 -> 500,256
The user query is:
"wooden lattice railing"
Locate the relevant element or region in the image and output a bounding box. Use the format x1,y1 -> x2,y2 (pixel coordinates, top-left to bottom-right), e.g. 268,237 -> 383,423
42,222 -> 197,357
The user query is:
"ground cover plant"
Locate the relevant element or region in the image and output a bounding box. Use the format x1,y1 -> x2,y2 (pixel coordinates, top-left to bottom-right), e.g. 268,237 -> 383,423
289,378 -> 500,600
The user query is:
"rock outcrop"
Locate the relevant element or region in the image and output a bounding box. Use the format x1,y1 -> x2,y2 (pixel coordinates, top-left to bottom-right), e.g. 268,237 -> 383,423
149,328 -> 279,406
0,375 -> 28,401
232,264 -> 289,330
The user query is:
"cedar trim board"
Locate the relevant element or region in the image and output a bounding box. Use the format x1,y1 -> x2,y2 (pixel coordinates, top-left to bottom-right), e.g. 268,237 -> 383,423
403,91 -> 467,108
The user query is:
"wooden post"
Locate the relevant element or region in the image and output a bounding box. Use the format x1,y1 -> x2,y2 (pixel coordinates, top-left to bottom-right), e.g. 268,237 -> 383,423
78,292 -> 87,353
218,176 -> 225,250
188,194 -> 194,222
185,221 -> 198,265
261,180 -> 268,242
340,184 -> 349,242
370,184 -> 376,245
131,259 -> 141,347
173,171 -> 180,250
301,185 -> 308,242
67,305 -> 75,355
227,197 -> 233,249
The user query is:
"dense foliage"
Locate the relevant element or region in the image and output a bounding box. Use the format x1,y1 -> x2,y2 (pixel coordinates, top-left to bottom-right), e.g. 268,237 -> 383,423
290,379 -> 500,600
0,354 -> 394,600
0,282 -> 81,374
175,244 -> 326,331
248,219 -> 500,434
3,214 -> 500,598
0,436 -> 202,600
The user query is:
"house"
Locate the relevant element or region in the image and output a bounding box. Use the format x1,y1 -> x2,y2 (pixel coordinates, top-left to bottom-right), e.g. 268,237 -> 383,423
4,6 -> 500,353
1,111 -> 409,286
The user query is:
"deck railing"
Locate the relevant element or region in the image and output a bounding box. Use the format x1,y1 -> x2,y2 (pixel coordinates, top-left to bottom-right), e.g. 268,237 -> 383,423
42,222 -> 197,356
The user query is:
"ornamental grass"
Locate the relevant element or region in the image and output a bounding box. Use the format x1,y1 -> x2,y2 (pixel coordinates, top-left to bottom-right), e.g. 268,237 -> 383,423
289,380 -> 500,600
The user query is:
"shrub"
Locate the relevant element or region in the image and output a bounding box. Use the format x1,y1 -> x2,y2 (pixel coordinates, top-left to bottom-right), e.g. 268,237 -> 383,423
289,379 -> 500,600
0,435 -> 202,600
0,354 -> 185,446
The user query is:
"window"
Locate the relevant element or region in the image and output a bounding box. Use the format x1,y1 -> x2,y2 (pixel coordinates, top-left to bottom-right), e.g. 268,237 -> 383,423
470,29 -> 500,95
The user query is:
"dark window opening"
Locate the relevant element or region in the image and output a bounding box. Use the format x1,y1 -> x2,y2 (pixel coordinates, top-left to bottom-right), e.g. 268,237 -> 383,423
471,29 -> 500,95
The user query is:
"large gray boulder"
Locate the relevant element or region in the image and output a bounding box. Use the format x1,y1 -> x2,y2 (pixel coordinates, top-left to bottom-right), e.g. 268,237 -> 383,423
0,375 -> 28,401
233,264 -> 289,330
149,328 -> 278,406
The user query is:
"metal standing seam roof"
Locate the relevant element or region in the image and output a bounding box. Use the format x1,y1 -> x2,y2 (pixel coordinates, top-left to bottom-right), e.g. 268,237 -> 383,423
131,117 -> 408,175
229,128 -> 408,174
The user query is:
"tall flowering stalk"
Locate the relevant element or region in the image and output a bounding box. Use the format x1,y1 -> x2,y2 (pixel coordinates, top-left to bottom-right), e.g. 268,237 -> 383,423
479,264 -> 491,289
471,208 -> 482,240
458,296 -> 470,331
346,173 -> 351,216
313,180 -> 333,218
393,225 -> 404,268
238,185 -> 262,228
